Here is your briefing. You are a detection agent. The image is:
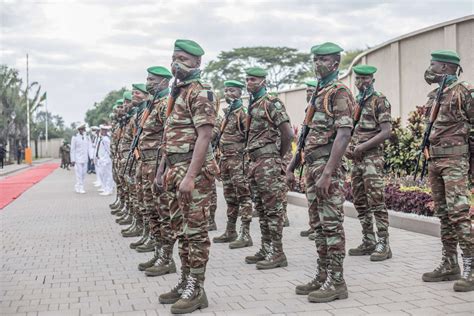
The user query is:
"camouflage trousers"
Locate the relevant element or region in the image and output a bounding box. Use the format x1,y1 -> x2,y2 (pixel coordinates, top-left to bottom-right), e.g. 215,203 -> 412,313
351,154 -> 389,239
428,156 -> 473,257
121,157 -> 140,221
306,157 -> 346,281
136,159 -> 157,222
210,180 -> 217,221
163,159 -> 218,279
249,155 -> 286,252
220,156 -> 252,224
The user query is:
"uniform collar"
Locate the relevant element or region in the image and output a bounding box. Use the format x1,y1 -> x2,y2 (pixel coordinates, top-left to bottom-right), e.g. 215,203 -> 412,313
319,70 -> 339,88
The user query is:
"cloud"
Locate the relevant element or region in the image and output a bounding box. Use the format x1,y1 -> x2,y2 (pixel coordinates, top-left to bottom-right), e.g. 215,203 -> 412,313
1,0 -> 471,124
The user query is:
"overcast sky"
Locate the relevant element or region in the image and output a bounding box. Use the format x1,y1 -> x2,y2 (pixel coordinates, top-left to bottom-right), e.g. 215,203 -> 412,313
1,0 -> 472,125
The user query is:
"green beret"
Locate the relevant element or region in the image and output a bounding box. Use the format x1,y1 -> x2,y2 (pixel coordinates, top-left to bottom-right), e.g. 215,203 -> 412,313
132,83 -> 148,94
245,67 -> 267,78
353,64 -> 377,75
224,80 -> 245,88
116,99 -> 124,104
123,91 -> 132,101
304,80 -> 318,87
147,66 -> 173,79
174,39 -> 205,56
311,42 -> 344,55
431,50 -> 460,65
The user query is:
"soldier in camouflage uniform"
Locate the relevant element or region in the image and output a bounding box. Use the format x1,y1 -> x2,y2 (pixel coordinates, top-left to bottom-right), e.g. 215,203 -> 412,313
299,80 -> 318,239
110,99 -> 125,211
120,84 -> 149,238
129,67 -> 173,255
207,116 -> 222,232
243,67 -> 294,270
155,39 -> 218,314
288,42 -> 355,303
346,65 -> 393,261
213,80 -> 253,249
420,50 -> 473,292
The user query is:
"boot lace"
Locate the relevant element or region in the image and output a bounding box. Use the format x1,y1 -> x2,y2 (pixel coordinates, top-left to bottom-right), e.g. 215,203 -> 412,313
171,274 -> 186,293
461,256 -> 472,279
181,275 -> 197,299
374,240 -> 386,253
320,271 -> 334,291
434,249 -> 449,272
264,246 -> 275,261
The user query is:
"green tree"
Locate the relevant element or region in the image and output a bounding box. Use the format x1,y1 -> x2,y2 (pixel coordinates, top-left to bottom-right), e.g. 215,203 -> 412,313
203,47 -> 312,96
85,88 -> 126,127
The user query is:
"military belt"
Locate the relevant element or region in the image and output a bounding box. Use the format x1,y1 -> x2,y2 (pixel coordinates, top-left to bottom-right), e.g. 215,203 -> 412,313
305,143 -> 333,165
166,151 -> 194,166
221,142 -> 245,154
139,148 -> 158,162
429,144 -> 469,158
248,143 -> 279,161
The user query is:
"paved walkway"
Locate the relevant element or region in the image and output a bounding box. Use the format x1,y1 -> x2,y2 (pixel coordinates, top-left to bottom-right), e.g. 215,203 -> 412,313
1,167 -> 473,316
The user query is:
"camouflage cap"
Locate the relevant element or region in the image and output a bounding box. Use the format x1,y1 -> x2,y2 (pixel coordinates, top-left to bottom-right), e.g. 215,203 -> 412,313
147,66 -> 173,79
132,83 -> 148,94
311,42 -> 344,55
224,80 -> 245,88
245,67 -> 267,78
304,80 -> 318,87
174,39 -> 205,56
431,50 -> 460,65
353,64 -> 377,75
123,91 -> 132,101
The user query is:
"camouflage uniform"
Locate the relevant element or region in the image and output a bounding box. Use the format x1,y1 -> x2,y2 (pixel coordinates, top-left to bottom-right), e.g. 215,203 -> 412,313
215,103 -> 253,246
208,116 -> 222,231
132,90 -> 170,251
302,74 -> 354,294
422,77 -> 474,291
245,88 -> 291,268
349,89 -> 392,256
162,76 -> 218,283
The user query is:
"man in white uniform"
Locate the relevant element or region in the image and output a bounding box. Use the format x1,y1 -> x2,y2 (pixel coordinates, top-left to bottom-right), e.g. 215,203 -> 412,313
97,125 -> 114,196
70,123 -> 91,194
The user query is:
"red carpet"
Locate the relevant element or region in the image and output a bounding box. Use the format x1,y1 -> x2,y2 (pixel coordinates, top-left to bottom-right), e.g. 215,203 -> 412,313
0,163 -> 59,210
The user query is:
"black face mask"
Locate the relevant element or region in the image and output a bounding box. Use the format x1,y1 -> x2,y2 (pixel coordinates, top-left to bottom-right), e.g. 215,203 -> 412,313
424,67 -> 444,85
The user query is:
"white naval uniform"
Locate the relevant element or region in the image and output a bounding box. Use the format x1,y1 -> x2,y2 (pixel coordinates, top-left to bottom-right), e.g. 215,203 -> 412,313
70,132 -> 91,192
96,135 -> 114,194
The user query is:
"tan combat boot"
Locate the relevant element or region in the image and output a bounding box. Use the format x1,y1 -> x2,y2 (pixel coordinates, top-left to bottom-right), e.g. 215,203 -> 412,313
138,245 -> 160,271
453,255 -> 474,292
145,245 -> 177,277
308,272 -> 348,303
122,220 -> 143,238
135,235 -> 156,253
159,271 -> 188,304
370,236 -> 392,261
170,275 -> 208,314
348,233 -> 376,256
213,222 -> 237,243
245,242 -> 270,264
229,222 -> 253,249
130,224 -> 149,249
422,251 -> 461,282
256,242 -> 288,270
296,259 -> 327,295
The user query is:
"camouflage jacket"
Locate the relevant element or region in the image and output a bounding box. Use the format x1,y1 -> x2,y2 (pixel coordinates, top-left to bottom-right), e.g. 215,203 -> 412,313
305,78 -> 355,154
119,106 -> 140,154
219,104 -> 247,156
138,93 -> 168,161
164,79 -> 217,155
352,90 -> 392,147
426,79 -> 474,153
246,91 -> 290,153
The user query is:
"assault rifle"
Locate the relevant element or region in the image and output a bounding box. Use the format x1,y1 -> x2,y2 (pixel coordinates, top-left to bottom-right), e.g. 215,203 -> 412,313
413,75 -> 448,180
352,87 -> 370,135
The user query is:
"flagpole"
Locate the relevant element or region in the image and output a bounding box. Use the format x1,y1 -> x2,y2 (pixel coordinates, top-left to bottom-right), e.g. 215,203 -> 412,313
45,92 -> 49,157
26,54 -> 30,148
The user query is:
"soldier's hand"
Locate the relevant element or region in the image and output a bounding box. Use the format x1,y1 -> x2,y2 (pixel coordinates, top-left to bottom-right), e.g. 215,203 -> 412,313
315,174 -> 331,199
153,171 -> 164,194
178,175 -> 195,205
353,146 -> 363,161
345,149 -> 354,160
286,170 -> 296,187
